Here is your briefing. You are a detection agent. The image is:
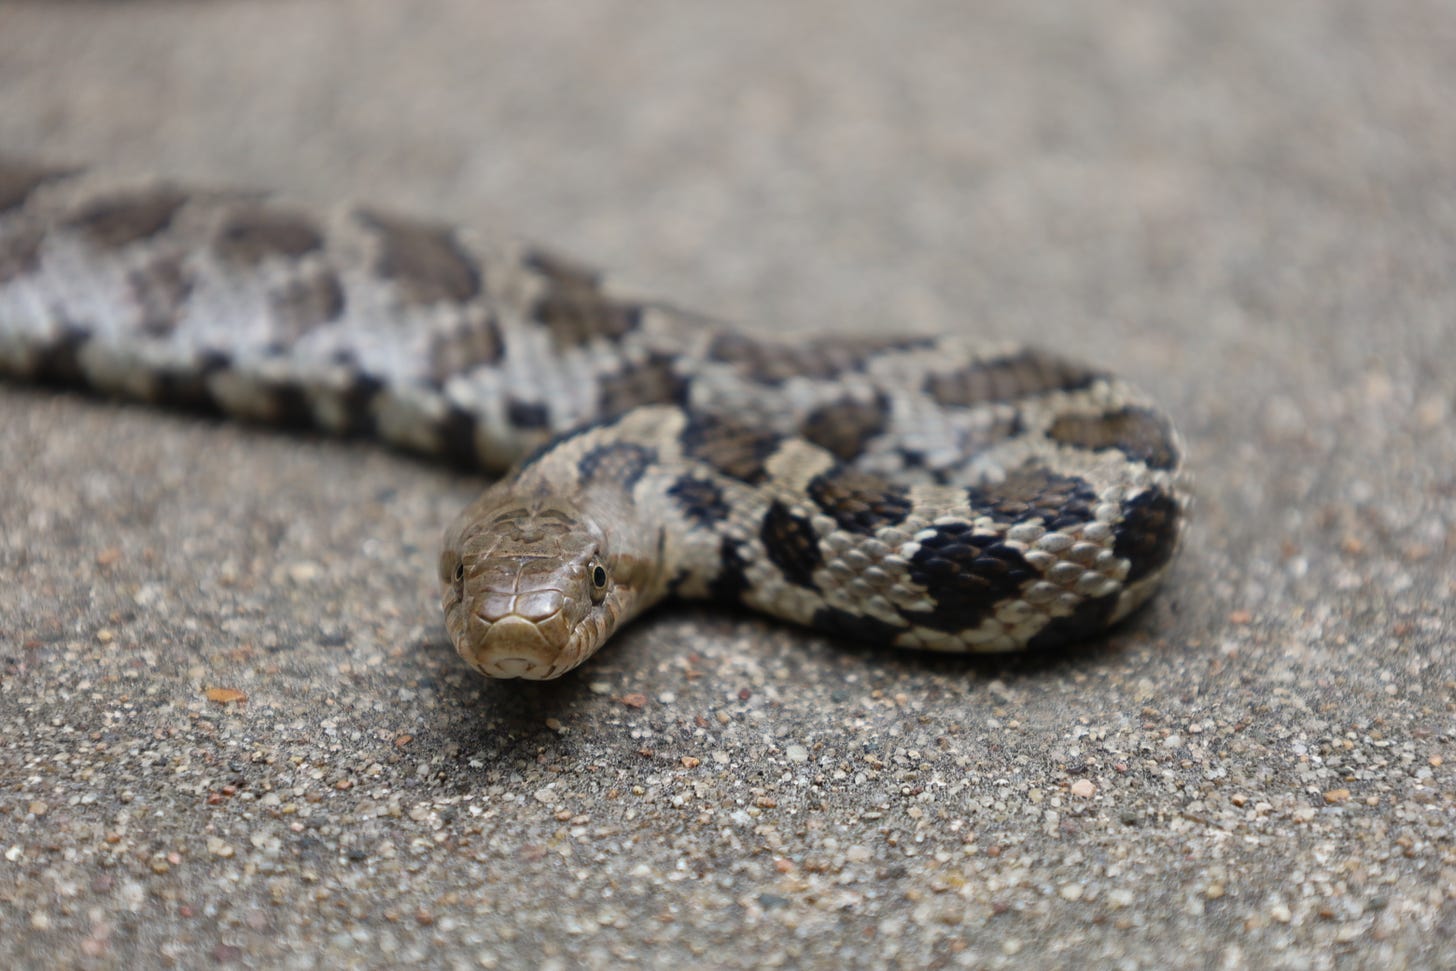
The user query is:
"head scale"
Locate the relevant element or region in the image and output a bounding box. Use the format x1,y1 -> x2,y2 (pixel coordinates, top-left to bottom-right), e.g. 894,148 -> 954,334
440,486 -> 633,680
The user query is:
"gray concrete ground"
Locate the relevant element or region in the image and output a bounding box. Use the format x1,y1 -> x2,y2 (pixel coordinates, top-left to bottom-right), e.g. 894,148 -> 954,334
1,1 -> 1452,968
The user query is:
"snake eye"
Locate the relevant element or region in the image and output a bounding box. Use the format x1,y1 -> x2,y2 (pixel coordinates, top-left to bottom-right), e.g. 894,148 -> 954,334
589,562 -> 608,603
453,562 -> 465,586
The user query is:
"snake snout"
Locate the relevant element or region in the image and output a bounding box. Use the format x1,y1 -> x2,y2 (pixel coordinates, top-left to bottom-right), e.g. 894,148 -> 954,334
468,615 -> 564,679
465,583 -> 576,679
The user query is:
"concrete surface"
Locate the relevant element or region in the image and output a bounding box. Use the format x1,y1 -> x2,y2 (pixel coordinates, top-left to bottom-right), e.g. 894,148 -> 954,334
1,1 -> 1452,968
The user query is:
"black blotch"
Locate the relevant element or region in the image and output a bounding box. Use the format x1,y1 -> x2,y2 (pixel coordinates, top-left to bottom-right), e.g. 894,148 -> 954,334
1024,594 -> 1121,651
517,415 -> 621,472
335,374 -> 385,437
577,442 -> 656,489
1114,485 -> 1181,583
964,467 -> 1098,530
707,537 -> 752,604
437,405 -> 485,469
151,350 -> 229,411
506,398 -> 550,430
257,383 -> 315,429
810,606 -> 906,646
24,326 -> 92,385
667,475 -> 731,527
807,470 -> 911,535
901,523 -> 1036,633
760,501 -> 823,590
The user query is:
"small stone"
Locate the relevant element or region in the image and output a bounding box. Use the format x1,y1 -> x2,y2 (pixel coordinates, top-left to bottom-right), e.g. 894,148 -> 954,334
1059,883 -> 1084,901
1323,789 -> 1350,804
620,693 -> 647,709
846,845 -> 871,863
785,744 -> 809,763
286,561 -> 322,583
1070,779 -> 1095,798
27,801 -> 47,817
204,687 -> 248,704
1271,903 -> 1292,923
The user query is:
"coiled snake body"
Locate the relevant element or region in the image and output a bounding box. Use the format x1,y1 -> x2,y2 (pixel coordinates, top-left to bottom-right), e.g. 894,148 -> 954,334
0,160 -> 1187,679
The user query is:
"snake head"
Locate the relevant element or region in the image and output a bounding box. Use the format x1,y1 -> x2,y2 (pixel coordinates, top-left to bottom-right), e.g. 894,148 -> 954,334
440,485 -> 628,680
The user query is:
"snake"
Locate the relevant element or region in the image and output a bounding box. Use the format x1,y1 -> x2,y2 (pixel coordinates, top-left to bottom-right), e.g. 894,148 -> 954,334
0,158 -> 1187,680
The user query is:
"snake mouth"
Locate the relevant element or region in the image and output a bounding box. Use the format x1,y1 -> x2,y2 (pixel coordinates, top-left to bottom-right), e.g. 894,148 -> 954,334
464,614 -> 566,680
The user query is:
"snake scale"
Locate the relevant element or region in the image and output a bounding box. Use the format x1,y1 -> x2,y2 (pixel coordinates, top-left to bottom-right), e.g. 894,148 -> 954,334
0,159 -> 1187,680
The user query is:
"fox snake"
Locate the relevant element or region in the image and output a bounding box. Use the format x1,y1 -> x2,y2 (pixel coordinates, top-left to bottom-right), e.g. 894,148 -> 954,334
0,159 -> 1187,679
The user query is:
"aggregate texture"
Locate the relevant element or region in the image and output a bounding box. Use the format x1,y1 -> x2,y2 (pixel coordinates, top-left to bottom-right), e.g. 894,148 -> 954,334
1,2 -> 1453,969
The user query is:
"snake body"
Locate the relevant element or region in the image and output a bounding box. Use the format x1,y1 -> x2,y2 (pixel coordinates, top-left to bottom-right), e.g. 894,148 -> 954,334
0,159 -> 1187,679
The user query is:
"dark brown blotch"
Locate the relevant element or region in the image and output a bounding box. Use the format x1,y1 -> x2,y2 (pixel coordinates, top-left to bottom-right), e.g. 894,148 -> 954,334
708,333 -> 937,387
427,312 -> 503,383
128,256 -> 194,337
667,475 -> 732,527
965,467 -> 1098,530
800,392 -> 889,462
69,188 -> 188,249
268,270 -> 346,337
924,350 -> 1100,407
597,353 -> 689,418
1046,406 -> 1178,470
577,442 -> 656,488
522,248 -> 642,348
359,210 -> 480,304
216,207 -> 323,264
807,470 -> 911,535
680,413 -> 782,485
0,160 -> 75,215
0,225 -> 45,283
